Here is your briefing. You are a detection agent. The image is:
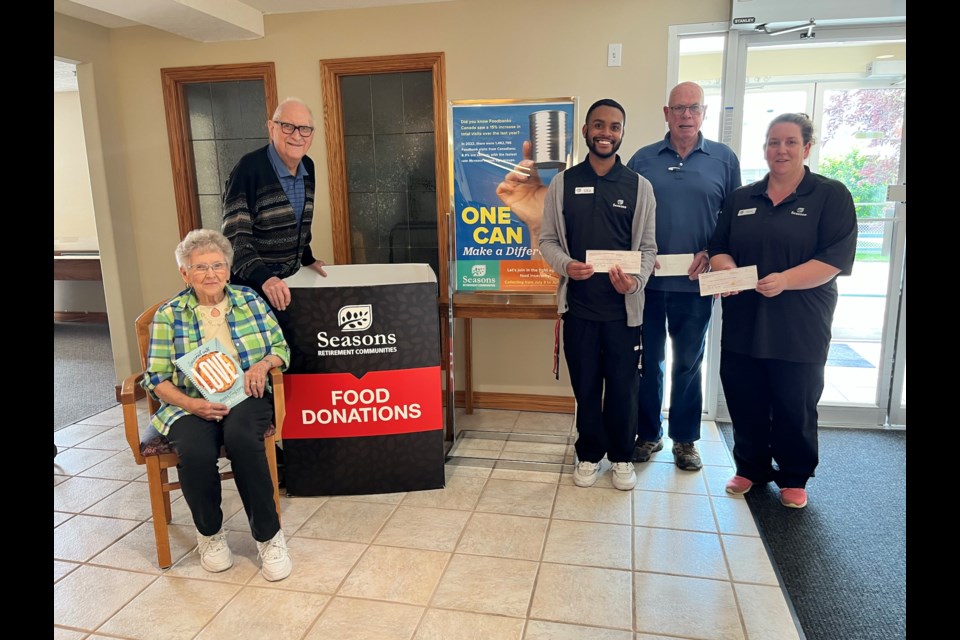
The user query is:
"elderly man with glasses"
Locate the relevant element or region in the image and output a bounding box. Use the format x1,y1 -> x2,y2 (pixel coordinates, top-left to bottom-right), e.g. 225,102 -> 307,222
626,82 -> 742,471
222,97 -> 328,325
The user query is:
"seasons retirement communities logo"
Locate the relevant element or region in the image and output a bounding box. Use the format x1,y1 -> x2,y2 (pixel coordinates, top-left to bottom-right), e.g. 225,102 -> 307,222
338,304 -> 373,332
317,304 -> 398,357
459,261 -> 498,289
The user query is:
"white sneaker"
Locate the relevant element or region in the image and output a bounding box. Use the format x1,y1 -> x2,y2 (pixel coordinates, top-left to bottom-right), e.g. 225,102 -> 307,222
257,530 -> 292,582
573,461 -> 601,487
611,462 -> 637,491
196,529 -> 233,573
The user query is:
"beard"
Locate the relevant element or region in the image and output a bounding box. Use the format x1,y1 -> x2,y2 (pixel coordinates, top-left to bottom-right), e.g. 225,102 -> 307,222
585,134 -> 622,159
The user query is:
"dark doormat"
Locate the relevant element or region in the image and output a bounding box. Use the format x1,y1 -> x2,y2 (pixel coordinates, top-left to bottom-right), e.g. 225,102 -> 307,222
718,423 -> 906,640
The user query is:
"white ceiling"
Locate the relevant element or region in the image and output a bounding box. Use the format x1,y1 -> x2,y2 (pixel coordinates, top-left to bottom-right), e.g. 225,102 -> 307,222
54,0 -> 454,42
54,0 -> 454,92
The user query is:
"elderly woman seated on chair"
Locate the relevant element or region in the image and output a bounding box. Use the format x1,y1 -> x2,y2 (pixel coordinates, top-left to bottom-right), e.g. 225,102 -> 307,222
141,228 -> 292,581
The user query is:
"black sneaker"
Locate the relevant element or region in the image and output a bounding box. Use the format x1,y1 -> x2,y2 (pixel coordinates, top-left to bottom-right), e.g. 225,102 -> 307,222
672,442 -> 703,471
632,439 -> 663,463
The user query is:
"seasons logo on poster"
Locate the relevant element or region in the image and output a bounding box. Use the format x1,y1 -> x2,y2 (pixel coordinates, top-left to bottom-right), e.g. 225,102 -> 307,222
463,263 -> 497,287
316,304 -> 399,357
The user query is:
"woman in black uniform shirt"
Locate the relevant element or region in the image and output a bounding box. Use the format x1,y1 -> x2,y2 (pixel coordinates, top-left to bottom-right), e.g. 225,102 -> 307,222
707,113 -> 857,509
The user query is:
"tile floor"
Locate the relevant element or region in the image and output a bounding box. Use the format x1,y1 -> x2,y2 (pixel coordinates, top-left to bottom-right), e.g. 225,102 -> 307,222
55,405 -> 802,640
821,341 -> 883,405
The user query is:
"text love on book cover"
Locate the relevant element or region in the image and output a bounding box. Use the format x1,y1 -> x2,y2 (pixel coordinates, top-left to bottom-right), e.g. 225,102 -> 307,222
174,337 -> 248,408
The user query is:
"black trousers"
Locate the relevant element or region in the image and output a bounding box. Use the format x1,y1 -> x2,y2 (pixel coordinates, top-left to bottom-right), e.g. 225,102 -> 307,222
719,350 -> 824,489
563,315 -> 641,463
230,274 -> 290,477
166,394 -> 280,542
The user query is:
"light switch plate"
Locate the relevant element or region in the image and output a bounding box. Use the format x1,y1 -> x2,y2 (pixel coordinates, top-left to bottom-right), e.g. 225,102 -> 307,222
608,43 -> 622,67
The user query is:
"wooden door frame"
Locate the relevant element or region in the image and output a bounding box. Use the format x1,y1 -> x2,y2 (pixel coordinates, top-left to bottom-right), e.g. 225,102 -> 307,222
161,62 -> 278,239
319,52 -> 450,299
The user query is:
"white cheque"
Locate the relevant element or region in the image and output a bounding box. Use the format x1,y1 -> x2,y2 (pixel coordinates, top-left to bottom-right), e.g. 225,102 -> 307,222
698,265 -> 758,296
655,253 -> 695,277
585,250 -> 643,274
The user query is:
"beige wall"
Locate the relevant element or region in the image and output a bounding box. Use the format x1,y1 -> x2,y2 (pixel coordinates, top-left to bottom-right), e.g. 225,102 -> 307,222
55,0 -> 732,393
680,53 -> 724,84
746,43 -> 906,77
55,14 -> 146,382
54,90 -> 107,315
54,91 -> 98,250
680,44 -> 907,82
676,43 -> 907,118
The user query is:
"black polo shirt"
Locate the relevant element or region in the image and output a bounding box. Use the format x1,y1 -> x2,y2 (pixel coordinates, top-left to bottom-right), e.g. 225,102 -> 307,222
563,156 -> 640,322
708,167 -> 857,363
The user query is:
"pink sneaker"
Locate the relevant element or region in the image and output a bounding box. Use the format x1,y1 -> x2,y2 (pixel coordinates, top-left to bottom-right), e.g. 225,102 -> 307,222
725,475 -> 753,495
780,488 -> 808,509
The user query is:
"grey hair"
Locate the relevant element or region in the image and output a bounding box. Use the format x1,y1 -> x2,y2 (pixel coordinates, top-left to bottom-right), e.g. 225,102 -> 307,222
272,97 -> 314,123
766,113 -> 815,146
175,229 -> 234,269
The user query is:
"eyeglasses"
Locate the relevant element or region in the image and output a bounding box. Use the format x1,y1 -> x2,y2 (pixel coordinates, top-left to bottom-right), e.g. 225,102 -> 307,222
669,104 -> 705,115
187,262 -> 229,274
273,120 -> 315,137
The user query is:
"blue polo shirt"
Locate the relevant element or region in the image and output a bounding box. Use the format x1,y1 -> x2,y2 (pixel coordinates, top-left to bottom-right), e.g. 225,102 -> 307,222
267,143 -> 308,224
628,133 -> 740,292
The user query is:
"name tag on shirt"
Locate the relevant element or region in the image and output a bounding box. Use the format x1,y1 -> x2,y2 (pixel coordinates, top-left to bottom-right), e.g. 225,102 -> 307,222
737,208 -> 757,216
575,187 -> 595,194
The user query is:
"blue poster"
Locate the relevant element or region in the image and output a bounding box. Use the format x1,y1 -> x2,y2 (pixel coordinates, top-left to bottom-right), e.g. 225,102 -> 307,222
451,99 -> 577,292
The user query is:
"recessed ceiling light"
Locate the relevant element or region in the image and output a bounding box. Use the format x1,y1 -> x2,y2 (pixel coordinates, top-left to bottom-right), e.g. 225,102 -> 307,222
876,54 -> 895,59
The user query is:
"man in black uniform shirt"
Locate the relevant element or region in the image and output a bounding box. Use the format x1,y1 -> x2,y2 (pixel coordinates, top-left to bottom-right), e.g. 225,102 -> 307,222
539,99 -> 657,491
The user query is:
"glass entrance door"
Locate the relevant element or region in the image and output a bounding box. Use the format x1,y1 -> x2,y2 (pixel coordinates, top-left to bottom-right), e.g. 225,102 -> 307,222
721,25 -> 906,427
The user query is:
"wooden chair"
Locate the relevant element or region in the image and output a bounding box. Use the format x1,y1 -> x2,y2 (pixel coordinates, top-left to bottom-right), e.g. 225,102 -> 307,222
119,300 -> 285,569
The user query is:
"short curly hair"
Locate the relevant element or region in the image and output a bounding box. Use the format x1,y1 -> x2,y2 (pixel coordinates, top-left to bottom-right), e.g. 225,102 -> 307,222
174,228 -> 234,269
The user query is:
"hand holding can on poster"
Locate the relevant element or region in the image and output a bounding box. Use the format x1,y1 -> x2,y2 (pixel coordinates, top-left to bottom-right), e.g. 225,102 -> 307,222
495,141 -> 548,248
453,99 -> 575,292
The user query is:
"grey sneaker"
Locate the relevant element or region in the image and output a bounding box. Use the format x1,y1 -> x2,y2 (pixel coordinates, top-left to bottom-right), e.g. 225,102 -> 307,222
610,462 -> 637,491
573,461 -> 601,487
672,442 -> 703,471
196,529 -> 233,573
632,438 -> 663,463
257,529 -> 292,582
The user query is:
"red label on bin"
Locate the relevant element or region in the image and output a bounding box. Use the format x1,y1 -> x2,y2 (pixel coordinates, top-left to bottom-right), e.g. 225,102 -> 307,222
281,366 -> 442,439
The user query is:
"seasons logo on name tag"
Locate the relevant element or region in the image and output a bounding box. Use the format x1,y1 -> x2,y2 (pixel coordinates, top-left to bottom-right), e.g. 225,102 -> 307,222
737,208 -> 757,216
575,187 -> 595,194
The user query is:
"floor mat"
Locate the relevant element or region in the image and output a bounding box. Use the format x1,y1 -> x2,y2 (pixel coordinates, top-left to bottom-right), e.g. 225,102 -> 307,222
827,343 -> 874,368
54,322 -> 118,429
718,423 -> 906,640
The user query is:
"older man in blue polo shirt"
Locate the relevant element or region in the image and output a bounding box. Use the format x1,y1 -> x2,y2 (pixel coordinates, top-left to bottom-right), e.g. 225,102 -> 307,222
627,82 -> 741,471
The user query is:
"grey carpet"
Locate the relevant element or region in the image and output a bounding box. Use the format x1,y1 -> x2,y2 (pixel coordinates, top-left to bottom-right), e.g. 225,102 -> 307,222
718,423 -> 906,640
54,322 -> 118,430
